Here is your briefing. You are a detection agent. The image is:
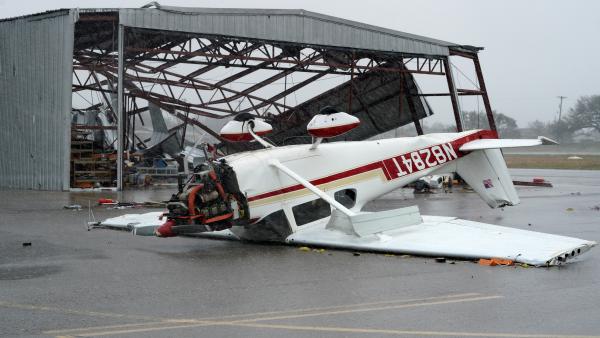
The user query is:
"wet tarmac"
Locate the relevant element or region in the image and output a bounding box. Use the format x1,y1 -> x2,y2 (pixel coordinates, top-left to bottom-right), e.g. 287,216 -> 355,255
0,168 -> 599,337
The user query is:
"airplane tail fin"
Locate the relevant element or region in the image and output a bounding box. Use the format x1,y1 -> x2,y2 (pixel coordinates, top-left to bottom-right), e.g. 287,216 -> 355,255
455,148 -> 519,208
453,135 -> 557,208
149,103 -> 169,134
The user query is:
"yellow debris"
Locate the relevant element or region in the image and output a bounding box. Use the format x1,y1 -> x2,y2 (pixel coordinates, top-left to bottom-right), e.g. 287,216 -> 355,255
298,246 -> 311,252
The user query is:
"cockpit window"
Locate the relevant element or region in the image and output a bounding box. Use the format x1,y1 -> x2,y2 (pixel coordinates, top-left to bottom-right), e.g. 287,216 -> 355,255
292,198 -> 331,226
334,189 -> 356,208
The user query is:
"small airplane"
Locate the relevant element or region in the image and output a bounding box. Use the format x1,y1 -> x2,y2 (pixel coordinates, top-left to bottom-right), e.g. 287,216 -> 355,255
96,107 -> 596,266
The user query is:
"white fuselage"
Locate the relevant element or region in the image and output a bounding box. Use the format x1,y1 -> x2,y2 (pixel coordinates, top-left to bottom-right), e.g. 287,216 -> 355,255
223,129 -> 493,232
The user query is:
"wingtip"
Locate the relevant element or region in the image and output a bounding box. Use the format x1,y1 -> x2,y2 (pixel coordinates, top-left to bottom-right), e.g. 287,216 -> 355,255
537,136 -> 559,145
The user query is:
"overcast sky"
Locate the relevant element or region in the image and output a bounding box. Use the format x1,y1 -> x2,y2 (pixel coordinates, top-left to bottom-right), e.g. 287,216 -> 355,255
2,0 -> 599,127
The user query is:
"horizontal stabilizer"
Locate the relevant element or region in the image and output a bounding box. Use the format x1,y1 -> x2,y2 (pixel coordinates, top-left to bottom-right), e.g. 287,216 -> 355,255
459,136 -> 557,151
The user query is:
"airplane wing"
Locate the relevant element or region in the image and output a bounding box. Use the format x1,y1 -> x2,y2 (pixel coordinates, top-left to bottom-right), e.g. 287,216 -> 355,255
94,208 -> 595,266
459,136 -> 557,151
287,212 -> 595,266
268,159 -> 595,266
92,212 -> 239,240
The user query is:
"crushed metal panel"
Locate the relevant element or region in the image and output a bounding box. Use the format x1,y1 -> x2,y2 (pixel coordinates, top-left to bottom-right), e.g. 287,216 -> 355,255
267,70 -> 432,146
0,11 -> 75,190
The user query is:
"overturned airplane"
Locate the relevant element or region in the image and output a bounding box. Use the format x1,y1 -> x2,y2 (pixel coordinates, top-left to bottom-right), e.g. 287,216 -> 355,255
95,108 -> 596,266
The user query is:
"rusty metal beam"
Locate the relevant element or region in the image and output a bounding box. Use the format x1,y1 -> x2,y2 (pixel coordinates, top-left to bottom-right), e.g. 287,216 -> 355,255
78,15 -> 118,22
412,91 -> 485,97
206,54 -> 322,106
131,63 -> 294,112
127,47 -> 445,75
443,58 -> 463,132
177,43 -> 266,83
213,55 -> 286,88
90,71 -> 116,119
472,54 -> 496,131
263,72 -> 327,107
401,72 -> 423,135
449,49 -> 477,59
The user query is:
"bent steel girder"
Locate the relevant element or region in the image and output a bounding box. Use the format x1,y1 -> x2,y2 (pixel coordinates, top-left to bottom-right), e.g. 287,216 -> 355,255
72,21 -> 447,159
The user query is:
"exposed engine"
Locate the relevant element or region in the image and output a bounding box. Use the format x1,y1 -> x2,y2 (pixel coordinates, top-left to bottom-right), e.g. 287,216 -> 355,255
155,159 -> 248,237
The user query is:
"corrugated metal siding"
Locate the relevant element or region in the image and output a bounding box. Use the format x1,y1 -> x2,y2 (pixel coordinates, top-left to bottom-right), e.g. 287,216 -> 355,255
0,11 -> 74,190
119,9 -> 449,56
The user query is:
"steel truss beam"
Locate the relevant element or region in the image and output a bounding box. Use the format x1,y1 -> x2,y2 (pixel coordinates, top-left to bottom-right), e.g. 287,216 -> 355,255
72,27 -> 488,156
449,49 -> 497,132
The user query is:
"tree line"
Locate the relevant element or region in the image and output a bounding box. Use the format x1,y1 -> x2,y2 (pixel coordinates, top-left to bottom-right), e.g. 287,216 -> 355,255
416,95 -> 600,142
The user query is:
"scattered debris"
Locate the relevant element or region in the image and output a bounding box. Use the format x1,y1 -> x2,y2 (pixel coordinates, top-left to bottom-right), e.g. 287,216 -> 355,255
63,204 -> 82,210
98,199 -> 167,209
412,175 -> 453,193
384,254 -> 396,257
566,208 -> 575,212
568,156 -> 583,160
400,255 -> 411,258
352,252 -> 361,256
592,205 -> 600,211
298,246 -> 311,252
413,179 -> 432,193
312,248 -> 326,253
98,198 -> 117,205
478,258 -> 514,266
513,178 -> 553,188
22,242 -> 32,247
435,257 -> 446,263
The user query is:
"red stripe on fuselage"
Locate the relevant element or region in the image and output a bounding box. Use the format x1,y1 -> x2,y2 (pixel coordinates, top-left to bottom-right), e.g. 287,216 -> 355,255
248,130 -> 497,202
247,160 -> 387,202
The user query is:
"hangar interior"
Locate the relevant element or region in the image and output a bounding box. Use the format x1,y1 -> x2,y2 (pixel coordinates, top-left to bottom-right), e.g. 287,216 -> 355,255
0,4 -> 496,191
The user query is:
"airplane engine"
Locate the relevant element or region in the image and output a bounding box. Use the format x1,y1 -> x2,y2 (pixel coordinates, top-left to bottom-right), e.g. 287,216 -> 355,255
157,160 -> 249,237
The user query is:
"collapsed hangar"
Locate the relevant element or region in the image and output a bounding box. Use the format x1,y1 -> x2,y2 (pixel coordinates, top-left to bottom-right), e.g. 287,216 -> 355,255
0,3 -> 496,191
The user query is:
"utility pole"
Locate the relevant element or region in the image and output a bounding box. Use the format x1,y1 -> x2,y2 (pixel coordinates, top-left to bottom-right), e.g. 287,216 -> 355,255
556,95 -> 567,142
557,95 -> 567,121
